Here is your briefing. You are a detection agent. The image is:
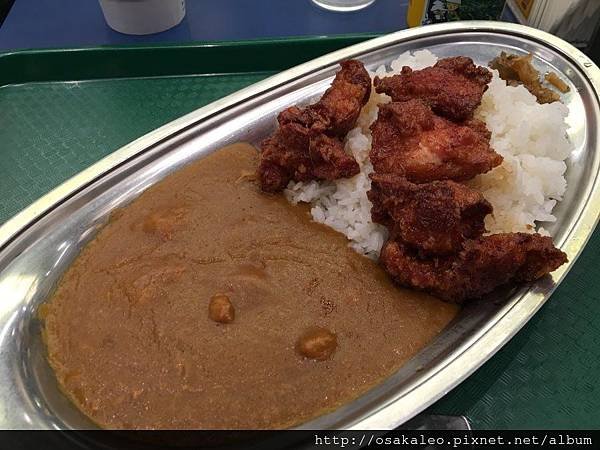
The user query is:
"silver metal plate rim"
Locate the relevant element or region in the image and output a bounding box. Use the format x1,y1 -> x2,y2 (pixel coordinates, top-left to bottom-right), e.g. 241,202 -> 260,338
0,21 -> 598,430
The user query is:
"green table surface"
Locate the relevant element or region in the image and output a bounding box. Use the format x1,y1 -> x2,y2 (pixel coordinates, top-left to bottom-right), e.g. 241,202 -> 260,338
1,36 -> 599,430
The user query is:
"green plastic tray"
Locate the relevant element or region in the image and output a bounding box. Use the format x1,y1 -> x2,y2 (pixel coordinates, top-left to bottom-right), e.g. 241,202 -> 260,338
1,35 -> 599,430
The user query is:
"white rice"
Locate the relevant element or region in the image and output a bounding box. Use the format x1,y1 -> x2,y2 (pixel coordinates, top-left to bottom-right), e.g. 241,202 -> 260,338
284,50 -> 572,258
468,71 -> 570,234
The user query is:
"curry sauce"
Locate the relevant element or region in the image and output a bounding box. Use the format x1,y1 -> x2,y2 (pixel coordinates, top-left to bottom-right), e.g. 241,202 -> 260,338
43,143 -> 458,429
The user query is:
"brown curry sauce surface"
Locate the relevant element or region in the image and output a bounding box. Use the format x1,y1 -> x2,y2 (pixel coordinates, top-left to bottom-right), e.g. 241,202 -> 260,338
43,143 -> 458,429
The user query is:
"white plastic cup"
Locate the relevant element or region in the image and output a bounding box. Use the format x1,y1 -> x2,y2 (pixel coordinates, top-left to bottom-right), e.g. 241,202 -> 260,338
99,0 -> 186,35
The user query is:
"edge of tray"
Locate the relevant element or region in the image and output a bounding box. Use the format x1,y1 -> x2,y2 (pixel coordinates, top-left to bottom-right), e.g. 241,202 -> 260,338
0,33 -> 379,86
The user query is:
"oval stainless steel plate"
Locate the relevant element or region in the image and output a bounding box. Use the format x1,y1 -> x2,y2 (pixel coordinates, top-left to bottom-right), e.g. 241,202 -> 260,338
0,22 -> 598,430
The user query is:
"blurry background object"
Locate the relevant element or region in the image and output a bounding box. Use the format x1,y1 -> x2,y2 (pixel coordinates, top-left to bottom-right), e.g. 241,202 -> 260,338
0,0 -> 14,26
407,0 -> 506,26
0,0 -> 406,50
310,0 -> 376,12
99,0 -> 186,35
507,0 -> 600,49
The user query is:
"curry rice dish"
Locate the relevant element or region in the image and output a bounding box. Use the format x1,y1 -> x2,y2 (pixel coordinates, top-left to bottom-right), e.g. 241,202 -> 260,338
43,56 -> 567,429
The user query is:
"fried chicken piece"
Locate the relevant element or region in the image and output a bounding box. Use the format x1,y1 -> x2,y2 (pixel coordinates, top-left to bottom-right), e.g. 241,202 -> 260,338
258,122 -> 310,192
258,123 -> 360,192
368,173 -> 492,255
380,233 -> 567,303
312,59 -> 372,136
309,134 -> 360,180
374,56 -> 492,121
435,56 -> 493,85
370,100 -> 502,183
258,59 -> 370,192
277,105 -> 330,134
276,60 -> 371,136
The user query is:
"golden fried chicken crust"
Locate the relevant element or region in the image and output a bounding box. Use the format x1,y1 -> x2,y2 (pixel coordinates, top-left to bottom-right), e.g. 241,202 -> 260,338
380,233 -> 568,303
368,173 -> 492,255
258,59 -> 370,192
258,123 -> 360,192
313,59 -> 372,136
370,100 -> 502,183
309,134 -> 362,180
374,56 -> 492,122
368,57 -> 566,303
